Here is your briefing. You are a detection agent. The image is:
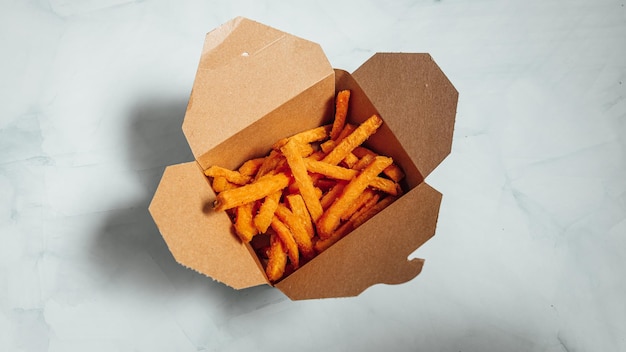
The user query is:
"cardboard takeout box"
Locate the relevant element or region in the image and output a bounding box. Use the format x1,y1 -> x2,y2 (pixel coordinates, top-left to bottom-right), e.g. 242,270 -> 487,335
149,17 -> 458,300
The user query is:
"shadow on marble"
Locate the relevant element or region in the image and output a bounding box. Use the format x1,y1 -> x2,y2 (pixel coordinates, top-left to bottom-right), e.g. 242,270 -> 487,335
90,97 -> 287,316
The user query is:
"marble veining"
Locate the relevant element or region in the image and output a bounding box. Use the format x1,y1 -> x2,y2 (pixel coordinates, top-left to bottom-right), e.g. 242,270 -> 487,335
1,0 -> 625,351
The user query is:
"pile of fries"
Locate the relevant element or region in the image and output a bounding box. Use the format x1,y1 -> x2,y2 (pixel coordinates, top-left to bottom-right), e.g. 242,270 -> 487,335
204,90 -> 405,282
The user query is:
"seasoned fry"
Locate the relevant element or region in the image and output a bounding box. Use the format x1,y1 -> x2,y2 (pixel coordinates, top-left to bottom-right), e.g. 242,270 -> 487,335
270,216 -> 299,269
308,150 -> 326,161
336,123 -> 357,142
304,158 -> 357,181
255,150 -> 283,180
211,176 -> 238,193
353,147 -> 405,182
320,139 -> 335,154
322,114 -> 383,166
254,191 -> 282,233
316,156 -> 393,239
314,186 -> 323,200
352,146 -> 377,158
383,164 -> 405,183
238,157 -> 265,177
275,204 -> 315,259
352,153 -> 375,171
330,90 -> 350,140
272,125 -> 331,150
314,222 -> 350,253
214,173 -> 290,211
281,139 -> 324,222
352,195 -> 398,229
349,191 -> 381,223
285,194 -> 314,238
340,188 -> 378,221
234,202 -> 257,242
266,233 -> 287,282
204,165 -> 251,185
341,153 -> 359,168
297,143 -> 315,157
320,181 -> 347,210
369,177 -> 401,196
321,123 -> 356,153
315,192 -> 380,253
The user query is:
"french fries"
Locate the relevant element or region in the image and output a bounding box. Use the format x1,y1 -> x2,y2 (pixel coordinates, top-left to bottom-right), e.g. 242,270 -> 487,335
205,91 -> 405,282
281,139 -> 324,222
265,233 -> 287,282
330,90 -> 350,140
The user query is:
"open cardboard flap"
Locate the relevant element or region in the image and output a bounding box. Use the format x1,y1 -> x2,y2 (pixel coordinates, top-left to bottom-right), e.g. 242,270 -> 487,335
182,16 -> 335,171
149,161 -> 267,288
149,17 -> 458,300
352,53 -> 458,179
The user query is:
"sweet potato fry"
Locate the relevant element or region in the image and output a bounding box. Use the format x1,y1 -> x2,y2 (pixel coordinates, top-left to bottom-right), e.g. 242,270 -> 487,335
285,194 -> 314,238
274,204 -> 315,259
204,165 -> 251,185
319,139 -> 335,154
319,145 -> 359,168
320,181 -> 347,210
340,188 -> 378,221
383,164 -> 405,183
352,153 -> 375,171
270,216 -> 299,269
322,115 -> 383,166
353,147 -> 405,182
297,143 -> 315,157
214,173 -> 290,211
348,190 -> 381,222
314,222 -> 351,253
352,195 -> 398,229
321,123 -> 356,153
316,191 -> 381,253
316,156 -> 393,239
369,177 -> 401,196
352,146 -> 377,158
254,191 -> 282,233
304,158 -> 357,181
238,157 -> 265,177
308,150 -> 326,161
314,186 -> 323,200
341,153 -> 359,168
335,123 -> 357,143
234,202 -> 257,242
330,90 -> 350,140
266,233 -> 287,282
255,150 -> 283,180
272,125 -> 331,150
280,139 -> 324,222
211,176 -> 238,193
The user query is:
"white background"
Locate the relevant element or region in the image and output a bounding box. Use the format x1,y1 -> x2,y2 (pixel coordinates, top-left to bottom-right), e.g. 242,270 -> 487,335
1,0 -> 625,351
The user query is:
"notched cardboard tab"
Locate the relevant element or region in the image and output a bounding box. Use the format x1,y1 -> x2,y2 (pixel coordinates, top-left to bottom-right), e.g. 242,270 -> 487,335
276,183 -> 442,300
352,53 -> 458,179
148,161 -> 267,289
183,17 -> 334,170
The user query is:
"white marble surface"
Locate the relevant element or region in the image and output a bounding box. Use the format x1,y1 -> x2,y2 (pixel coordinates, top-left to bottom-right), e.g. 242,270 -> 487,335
1,0 -> 625,351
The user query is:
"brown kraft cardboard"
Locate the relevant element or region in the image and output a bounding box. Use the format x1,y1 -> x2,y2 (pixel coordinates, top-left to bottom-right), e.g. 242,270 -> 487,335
149,17 -> 458,300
